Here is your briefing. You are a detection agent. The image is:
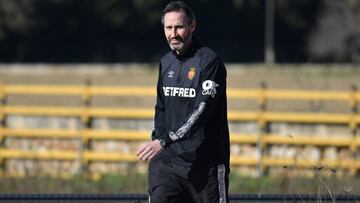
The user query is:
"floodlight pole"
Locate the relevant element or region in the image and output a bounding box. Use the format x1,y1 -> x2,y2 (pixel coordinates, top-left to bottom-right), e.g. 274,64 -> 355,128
265,0 -> 275,64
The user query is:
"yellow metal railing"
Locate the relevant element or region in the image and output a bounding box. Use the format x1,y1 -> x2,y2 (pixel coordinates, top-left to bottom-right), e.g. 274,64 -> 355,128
2,128 -> 359,146
0,83 -> 359,175
4,85 -> 360,99
2,106 -> 360,124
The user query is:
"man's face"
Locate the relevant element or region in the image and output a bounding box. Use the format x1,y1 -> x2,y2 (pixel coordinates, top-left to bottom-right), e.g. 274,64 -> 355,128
163,11 -> 196,54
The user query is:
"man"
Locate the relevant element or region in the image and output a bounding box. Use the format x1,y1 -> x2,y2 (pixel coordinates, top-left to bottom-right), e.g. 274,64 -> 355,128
137,1 -> 230,202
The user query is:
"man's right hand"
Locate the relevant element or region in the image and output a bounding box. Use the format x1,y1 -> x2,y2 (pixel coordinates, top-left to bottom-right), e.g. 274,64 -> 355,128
136,139 -> 163,162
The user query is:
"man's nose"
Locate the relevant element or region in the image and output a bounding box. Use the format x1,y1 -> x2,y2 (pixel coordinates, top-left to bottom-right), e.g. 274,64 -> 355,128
171,28 -> 177,37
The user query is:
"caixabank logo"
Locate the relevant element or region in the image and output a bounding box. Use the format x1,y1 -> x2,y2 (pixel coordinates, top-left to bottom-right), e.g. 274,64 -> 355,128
202,80 -> 219,98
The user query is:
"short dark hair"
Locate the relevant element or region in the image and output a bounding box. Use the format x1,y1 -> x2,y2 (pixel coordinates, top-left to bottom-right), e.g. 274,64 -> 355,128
161,1 -> 196,25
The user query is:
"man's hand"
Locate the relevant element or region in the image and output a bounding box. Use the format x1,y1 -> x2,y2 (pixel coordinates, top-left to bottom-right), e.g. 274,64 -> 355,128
136,139 -> 164,162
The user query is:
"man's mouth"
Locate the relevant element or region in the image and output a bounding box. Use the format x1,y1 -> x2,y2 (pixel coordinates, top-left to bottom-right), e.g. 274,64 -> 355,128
170,38 -> 183,44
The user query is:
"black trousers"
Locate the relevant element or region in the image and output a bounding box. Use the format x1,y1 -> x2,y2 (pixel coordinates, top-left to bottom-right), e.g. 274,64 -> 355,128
148,159 -> 229,203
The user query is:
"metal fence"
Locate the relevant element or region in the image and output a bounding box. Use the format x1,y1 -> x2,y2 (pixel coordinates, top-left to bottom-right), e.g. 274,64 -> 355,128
1,83 -> 360,176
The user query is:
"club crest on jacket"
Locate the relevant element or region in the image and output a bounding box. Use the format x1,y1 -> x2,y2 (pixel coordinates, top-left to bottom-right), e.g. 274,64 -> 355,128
187,67 -> 196,80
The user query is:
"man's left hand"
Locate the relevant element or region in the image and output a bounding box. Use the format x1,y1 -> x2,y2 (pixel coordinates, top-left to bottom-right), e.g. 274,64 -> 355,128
136,139 -> 163,162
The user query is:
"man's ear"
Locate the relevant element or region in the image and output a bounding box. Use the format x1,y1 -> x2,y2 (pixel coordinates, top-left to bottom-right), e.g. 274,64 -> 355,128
190,20 -> 196,33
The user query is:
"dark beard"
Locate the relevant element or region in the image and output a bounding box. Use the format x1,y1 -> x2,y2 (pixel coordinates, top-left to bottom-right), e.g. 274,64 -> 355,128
168,34 -> 192,54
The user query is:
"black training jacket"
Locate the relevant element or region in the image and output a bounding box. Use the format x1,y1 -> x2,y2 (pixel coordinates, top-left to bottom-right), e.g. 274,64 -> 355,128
152,38 -> 230,171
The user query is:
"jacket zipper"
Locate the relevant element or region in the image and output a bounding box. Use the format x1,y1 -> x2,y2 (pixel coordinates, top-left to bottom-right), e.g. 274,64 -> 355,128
176,62 -> 183,83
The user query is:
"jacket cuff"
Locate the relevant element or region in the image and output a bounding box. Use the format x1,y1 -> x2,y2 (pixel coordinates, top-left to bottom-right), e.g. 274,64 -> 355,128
151,130 -> 156,141
160,132 -> 174,145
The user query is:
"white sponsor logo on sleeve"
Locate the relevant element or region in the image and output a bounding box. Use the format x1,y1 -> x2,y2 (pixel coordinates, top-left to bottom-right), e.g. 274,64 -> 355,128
202,80 -> 219,98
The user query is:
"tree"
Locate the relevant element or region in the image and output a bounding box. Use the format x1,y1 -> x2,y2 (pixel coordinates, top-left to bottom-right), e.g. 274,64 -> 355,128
0,0 -> 35,40
307,0 -> 360,63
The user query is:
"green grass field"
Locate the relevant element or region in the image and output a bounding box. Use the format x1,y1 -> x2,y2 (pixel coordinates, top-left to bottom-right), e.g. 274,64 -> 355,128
1,172 -> 359,195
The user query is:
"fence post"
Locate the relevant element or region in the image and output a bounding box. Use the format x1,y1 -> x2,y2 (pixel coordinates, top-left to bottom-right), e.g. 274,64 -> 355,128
256,82 -> 268,177
0,82 -> 6,176
349,85 -> 358,175
79,80 -> 92,175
